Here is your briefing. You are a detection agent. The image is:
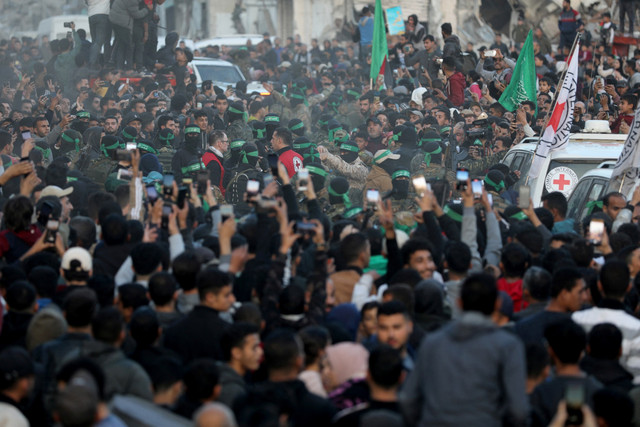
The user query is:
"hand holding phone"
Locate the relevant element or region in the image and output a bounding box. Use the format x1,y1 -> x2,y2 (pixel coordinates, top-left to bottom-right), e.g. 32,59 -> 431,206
456,169 -> 469,191
588,219 -> 605,246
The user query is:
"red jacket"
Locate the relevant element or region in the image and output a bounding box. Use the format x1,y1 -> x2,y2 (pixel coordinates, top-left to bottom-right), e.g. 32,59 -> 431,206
497,277 -> 528,313
446,71 -> 466,107
278,148 -> 304,178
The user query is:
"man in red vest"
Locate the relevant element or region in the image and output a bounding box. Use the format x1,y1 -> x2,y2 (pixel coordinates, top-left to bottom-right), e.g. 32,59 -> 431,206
271,127 -> 303,178
202,130 -> 229,195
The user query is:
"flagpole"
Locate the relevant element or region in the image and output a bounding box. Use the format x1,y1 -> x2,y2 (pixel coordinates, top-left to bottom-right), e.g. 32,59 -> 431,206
619,173 -> 626,192
524,32 -> 581,186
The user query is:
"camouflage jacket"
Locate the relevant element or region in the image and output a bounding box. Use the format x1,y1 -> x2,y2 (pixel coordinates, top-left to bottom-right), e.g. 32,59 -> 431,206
459,151 -> 505,179
157,146 -> 176,174
270,90 -> 312,130
322,153 -> 369,191
226,119 -> 254,144
488,189 -> 511,214
83,157 -> 117,191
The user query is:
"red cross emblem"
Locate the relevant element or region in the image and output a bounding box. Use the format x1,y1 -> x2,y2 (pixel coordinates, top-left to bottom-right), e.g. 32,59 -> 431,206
553,174 -> 571,191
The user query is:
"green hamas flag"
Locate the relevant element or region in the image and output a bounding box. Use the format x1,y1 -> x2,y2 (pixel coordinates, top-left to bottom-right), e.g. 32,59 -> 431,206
499,30 -> 537,112
369,0 -> 388,81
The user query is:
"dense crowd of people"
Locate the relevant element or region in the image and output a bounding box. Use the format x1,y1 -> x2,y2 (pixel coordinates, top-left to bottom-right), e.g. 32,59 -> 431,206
3,0 -> 640,426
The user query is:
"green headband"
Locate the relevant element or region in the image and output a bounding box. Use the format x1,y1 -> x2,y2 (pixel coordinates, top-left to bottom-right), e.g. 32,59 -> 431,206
328,185 -> 351,207
255,128 -> 266,139
347,90 -> 360,99
317,119 -> 328,127
510,211 -> 528,220
290,121 -> 305,131
290,92 -> 309,106
230,140 -> 245,149
241,149 -> 259,164
443,205 -> 463,222
264,116 -> 280,123
61,132 -> 81,152
344,207 -> 363,218
374,150 -> 392,163
101,139 -> 122,157
424,145 -> 442,166
304,151 -> 320,162
77,111 -> 90,118
137,142 -> 157,154
473,139 -> 483,146
440,126 -> 451,133
122,129 -> 136,141
392,170 -> 410,180
159,132 -> 175,143
307,165 -> 327,177
391,131 -> 402,142
67,176 -> 78,183
394,221 -> 416,235
34,145 -> 52,159
586,200 -> 603,215
328,127 -> 344,142
181,162 -> 205,174
293,142 -> 314,150
185,126 -> 201,134
484,176 -> 505,191
340,143 -> 359,153
229,107 -> 248,122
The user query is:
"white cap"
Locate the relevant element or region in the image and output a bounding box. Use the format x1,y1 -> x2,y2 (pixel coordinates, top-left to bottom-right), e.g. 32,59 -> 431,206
41,185 -> 73,199
61,247 -> 92,272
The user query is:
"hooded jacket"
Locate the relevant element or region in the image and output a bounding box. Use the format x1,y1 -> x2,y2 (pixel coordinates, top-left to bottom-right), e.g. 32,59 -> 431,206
110,0 -> 149,30
399,312 -> 529,427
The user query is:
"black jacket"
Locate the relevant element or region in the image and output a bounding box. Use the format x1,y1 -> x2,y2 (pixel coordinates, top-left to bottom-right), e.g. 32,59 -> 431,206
235,379 -> 337,427
580,355 -> 634,393
162,305 -> 228,363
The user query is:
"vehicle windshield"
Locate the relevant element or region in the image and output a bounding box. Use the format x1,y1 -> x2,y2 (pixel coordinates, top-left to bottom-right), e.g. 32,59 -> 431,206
195,64 -> 243,85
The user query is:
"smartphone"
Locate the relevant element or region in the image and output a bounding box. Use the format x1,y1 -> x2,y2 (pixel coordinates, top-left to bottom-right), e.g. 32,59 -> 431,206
456,169 -> 469,191
117,169 -> 133,181
163,173 -> 174,197
267,153 -> 279,176
367,189 -> 380,204
412,176 -> 428,195
296,221 -> 315,234
487,193 -> 493,206
126,142 -> 136,151
565,383 -> 585,425
63,22 -> 72,28
182,178 -> 193,185
297,168 -> 309,192
246,179 -> 260,196
484,49 -> 497,57
220,204 -> 233,222
471,179 -> 483,198
146,184 -> 158,203
38,201 -> 54,226
588,219 -> 605,246
161,204 -> 172,229
177,186 -> 189,209
197,171 -> 208,195
21,131 -> 31,140
518,185 -> 530,209
45,219 -> 59,244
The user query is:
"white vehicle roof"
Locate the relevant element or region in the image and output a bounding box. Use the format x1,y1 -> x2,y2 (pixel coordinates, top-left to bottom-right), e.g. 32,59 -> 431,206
189,58 -> 269,95
194,34 -> 271,50
37,15 -> 90,42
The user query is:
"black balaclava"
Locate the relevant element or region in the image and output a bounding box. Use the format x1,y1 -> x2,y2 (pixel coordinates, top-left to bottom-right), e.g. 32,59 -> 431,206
339,140 -> 359,163
391,169 -> 411,200
157,128 -> 175,148
183,125 -> 202,154
306,162 -> 327,191
328,176 -> 350,206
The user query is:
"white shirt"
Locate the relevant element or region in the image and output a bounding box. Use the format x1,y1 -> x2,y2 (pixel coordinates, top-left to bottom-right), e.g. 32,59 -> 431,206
86,0 -> 110,16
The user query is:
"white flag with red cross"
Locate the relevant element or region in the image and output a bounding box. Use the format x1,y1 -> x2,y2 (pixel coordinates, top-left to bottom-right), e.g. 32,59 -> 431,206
528,41 -> 579,180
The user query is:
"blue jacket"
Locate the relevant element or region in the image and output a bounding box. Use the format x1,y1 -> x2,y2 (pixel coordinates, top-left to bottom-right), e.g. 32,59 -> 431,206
552,218 -> 577,234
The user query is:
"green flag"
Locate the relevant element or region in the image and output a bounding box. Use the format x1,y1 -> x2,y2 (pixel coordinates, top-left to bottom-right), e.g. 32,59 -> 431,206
499,30 -> 537,111
369,0 -> 388,81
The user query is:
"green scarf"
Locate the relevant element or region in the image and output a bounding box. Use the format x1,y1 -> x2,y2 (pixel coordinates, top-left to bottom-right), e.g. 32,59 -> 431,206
241,149 -> 259,164
586,200 -> 603,215
443,205 -> 463,222
229,107 -> 248,122
391,170 -> 410,180
61,132 -> 80,152
101,139 -> 122,157
137,142 -> 157,154
424,145 -> 442,166
328,185 -> 351,207
290,121 -> 305,131
339,143 -> 359,153
510,211 -> 528,221
307,165 -> 327,177
484,176 -> 505,192
230,140 -> 245,150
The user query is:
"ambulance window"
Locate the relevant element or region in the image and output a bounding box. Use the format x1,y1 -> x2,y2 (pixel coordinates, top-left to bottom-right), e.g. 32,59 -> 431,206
567,178 -> 591,220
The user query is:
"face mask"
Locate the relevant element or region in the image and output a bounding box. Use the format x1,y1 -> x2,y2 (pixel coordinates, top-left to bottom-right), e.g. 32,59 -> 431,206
340,151 -> 358,163
392,179 -> 410,199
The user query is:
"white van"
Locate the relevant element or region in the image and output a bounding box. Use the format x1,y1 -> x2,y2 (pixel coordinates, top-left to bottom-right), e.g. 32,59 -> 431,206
190,57 -> 269,96
500,122 -> 627,206
37,15 -> 90,42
